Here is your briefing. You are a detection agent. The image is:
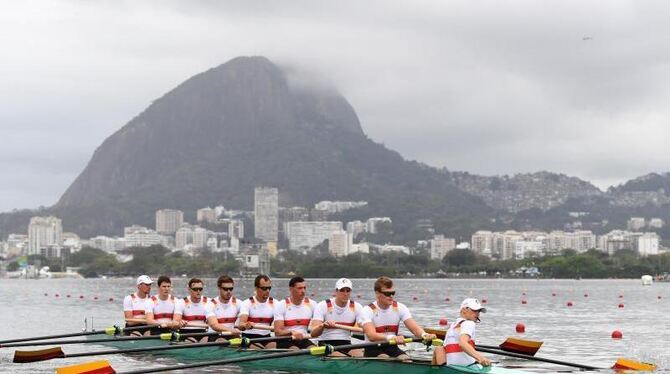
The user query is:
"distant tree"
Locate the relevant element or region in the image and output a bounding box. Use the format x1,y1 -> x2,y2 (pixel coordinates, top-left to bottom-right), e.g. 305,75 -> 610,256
7,261 -> 19,271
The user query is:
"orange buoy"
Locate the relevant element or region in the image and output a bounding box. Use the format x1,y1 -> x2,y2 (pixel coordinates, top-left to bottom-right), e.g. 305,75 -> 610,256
567,301 -> 573,307
618,303 -> 624,308
515,323 -> 525,333
439,318 -> 448,326
611,330 -> 623,339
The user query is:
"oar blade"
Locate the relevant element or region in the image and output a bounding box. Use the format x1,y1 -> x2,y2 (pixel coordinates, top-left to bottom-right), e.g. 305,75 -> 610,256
56,360 -> 116,374
499,337 -> 543,356
13,346 -> 65,363
424,327 -> 446,339
612,358 -> 657,371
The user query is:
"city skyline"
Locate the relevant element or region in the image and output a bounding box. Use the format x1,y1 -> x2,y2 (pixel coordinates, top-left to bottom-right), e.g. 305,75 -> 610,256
4,2 -> 670,211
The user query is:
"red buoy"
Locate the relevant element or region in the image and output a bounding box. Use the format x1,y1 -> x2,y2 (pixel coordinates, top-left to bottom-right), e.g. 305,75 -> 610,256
658,295 -> 662,300
108,297 -> 114,302
481,299 -> 488,304
79,295 -> 85,299
552,293 -> 556,297
413,296 -> 419,301
66,294 -> 71,298
567,301 -> 573,307
357,294 -> 362,299
439,318 -> 448,326
515,323 -> 525,333
618,303 -> 624,308
522,292 -> 526,296
521,299 -> 528,305
445,297 -> 450,302
584,293 -> 588,297
94,296 -> 99,300
44,293 -> 48,296
619,294 -> 624,298
55,294 -> 60,297
611,330 -> 623,339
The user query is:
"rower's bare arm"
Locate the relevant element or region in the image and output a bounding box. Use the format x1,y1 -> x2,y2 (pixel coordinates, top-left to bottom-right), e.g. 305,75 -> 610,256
237,314 -> 250,330
362,321 -> 388,342
459,334 -> 490,366
145,312 -> 157,326
309,319 -> 324,337
273,320 -> 290,336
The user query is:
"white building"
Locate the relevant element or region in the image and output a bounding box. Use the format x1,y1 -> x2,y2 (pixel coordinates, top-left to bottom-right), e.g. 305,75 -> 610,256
649,218 -> 664,229
376,244 -> 410,255
124,225 -> 168,248
28,216 -> 62,255
228,219 -> 244,239
471,231 -> 494,256
88,236 -> 126,252
314,201 -> 368,214
156,209 -> 184,234
430,235 -> 456,260
627,217 -> 646,231
197,207 -> 218,223
346,220 -> 366,239
329,230 -> 352,257
254,187 -> 279,241
6,234 -> 28,257
514,241 -> 545,259
193,227 -> 209,248
366,217 -> 392,234
349,242 -> 370,254
285,221 -> 342,251
637,233 -> 660,256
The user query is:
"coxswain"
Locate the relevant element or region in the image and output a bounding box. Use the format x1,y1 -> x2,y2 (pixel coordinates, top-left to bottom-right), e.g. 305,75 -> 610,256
206,275 -> 241,341
310,278 -> 364,356
122,275 -> 153,336
274,276 -> 317,349
360,276 -> 436,359
145,275 -> 182,335
433,298 -> 491,366
173,277 -> 214,342
238,274 -> 276,348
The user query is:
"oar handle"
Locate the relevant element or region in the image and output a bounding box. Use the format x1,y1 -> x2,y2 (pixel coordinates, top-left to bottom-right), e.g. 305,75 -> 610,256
477,347 -> 601,370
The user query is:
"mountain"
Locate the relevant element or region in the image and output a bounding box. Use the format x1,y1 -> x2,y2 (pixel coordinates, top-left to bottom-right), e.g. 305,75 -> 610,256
20,56 -> 491,238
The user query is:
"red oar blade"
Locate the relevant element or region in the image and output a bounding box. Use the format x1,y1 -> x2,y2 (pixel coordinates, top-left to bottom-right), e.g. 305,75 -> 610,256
612,358 -> 657,371
13,346 -> 65,363
56,360 -> 116,374
499,337 -> 543,356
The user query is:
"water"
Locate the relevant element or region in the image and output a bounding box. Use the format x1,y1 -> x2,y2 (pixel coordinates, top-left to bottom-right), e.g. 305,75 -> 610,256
0,278 -> 668,373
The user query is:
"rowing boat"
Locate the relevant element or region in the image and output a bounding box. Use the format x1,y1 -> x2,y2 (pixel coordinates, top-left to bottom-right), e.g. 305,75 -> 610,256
84,332 -> 540,374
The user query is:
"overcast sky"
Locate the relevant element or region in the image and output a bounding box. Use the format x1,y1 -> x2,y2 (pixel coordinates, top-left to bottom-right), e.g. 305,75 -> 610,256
2,0 -> 669,212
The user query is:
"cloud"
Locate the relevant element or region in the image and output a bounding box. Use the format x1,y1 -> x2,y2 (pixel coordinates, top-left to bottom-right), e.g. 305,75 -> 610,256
2,0 -> 670,211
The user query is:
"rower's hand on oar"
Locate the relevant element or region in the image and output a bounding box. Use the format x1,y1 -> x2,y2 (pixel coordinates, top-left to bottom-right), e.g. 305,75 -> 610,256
477,356 -> 492,366
387,335 -> 407,345
420,332 -> 437,342
291,331 -> 305,341
323,320 -> 338,329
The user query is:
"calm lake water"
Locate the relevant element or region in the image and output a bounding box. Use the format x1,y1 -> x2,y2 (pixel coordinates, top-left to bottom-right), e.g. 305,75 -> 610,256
0,278 -> 668,373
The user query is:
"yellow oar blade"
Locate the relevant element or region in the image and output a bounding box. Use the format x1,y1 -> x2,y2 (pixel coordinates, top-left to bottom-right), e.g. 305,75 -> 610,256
499,337 -> 543,356
56,360 -> 116,374
13,347 -> 64,363
612,358 -> 657,371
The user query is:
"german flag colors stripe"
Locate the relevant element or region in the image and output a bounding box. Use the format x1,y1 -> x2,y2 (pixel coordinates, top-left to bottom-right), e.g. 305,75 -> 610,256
499,337 -> 543,356
56,360 -> 116,374
612,358 -> 657,371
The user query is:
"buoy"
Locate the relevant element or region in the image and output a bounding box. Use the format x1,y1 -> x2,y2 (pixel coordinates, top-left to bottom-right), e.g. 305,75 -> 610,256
619,294 -> 624,298
439,318 -> 448,326
445,297 -> 450,302
515,323 -> 525,333
584,293 -> 588,298
552,293 -> 556,297
658,295 -> 662,300
94,296 -> 99,300
357,294 -> 362,299
567,301 -> 573,307
310,293 -> 315,297
522,292 -> 526,296
412,296 -> 419,301
108,297 -> 114,302
481,299 -> 487,304
618,303 -> 624,308
55,294 -> 60,297
521,299 -> 528,305
44,293 -> 48,296
66,295 -> 71,298
611,330 -> 623,339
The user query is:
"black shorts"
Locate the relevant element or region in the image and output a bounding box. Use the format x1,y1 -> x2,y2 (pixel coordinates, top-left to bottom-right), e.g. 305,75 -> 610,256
277,337 -> 315,349
242,332 -> 273,347
364,344 -> 406,357
149,327 -> 172,336
123,324 -> 150,336
318,339 -> 355,354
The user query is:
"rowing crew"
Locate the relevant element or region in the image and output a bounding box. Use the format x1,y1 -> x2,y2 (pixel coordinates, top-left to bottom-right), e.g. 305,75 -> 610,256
123,274 -> 439,359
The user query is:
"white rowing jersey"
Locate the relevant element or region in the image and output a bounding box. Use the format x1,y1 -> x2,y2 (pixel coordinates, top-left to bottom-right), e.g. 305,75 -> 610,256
359,301 -> 412,341
145,295 -> 177,324
210,296 -> 240,330
239,296 -> 275,336
312,298 -> 364,341
274,297 -> 317,335
443,317 -> 477,366
175,297 -> 214,329
123,293 -> 150,319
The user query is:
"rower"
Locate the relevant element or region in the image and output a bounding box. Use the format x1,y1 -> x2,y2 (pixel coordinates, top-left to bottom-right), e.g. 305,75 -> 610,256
433,298 -> 491,367
274,276 -> 317,350
360,276 -> 436,359
173,277 -> 213,342
122,275 -> 153,336
145,275 -> 181,335
310,278 -> 364,357
206,275 -> 241,341
238,274 -> 276,349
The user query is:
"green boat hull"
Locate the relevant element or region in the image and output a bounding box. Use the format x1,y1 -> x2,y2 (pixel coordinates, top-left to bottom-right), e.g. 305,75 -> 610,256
86,334 -> 537,374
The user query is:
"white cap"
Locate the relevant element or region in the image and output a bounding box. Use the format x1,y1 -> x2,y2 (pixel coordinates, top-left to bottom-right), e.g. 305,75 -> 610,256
460,298 -> 486,313
136,275 -> 153,285
335,278 -> 353,290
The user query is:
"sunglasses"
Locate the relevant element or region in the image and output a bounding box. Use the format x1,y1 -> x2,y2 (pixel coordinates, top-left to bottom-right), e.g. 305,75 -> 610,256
219,287 -> 234,291
190,287 -> 203,292
258,286 -> 272,291
380,291 -> 396,297
338,288 -> 352,293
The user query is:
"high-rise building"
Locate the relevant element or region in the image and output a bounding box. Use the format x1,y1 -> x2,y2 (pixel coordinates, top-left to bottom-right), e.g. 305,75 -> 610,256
329,230 -> 351,257
254,187 -> 278,241
627,217 -> 646,231
430,235 -> 456,260
346,220 -> 366,240
197,207 -> 217,223
285,221 -> 342,251
228,219 -> 244,239
156,209 -> 184,234
28,216 -> 62,255
124,225 -> 168,248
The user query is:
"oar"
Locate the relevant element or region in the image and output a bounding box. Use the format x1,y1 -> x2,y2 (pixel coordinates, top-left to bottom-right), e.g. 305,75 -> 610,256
0,326 -> 155,346
424,328 -> 543,356
57,337 -> 427,374
479,347 -> 656,371
15,335 -> 289,363
4,331 -> 229,348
